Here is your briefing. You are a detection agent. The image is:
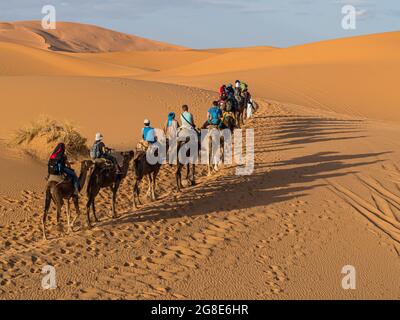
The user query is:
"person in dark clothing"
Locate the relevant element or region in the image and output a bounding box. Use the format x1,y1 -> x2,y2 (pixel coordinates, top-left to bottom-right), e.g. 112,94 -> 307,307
48,143 -> 80,195
91,133 -> 121,174
226,83 -> 235,96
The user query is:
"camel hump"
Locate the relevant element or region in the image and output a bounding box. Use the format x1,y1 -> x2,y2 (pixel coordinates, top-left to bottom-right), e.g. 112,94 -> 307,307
94,158 -> 114,168
47,174 -> 66,184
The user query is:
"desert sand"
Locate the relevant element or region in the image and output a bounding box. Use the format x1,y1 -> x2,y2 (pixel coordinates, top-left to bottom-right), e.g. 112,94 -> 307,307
0,22 -> 400,299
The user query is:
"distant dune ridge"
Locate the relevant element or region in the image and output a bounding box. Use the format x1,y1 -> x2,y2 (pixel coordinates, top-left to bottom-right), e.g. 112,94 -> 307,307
0,21 -> 187,52
2,21 -> 400,299
0,21 -> 399,132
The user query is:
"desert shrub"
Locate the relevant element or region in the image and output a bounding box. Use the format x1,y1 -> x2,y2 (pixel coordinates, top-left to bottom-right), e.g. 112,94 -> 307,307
10,116 -> 88,161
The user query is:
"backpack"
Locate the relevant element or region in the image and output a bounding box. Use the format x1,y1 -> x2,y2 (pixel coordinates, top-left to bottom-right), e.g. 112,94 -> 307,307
48,159 -> 61,175
90,142 -> 101,160
209,107 -> 221,125
48,144 -> 64,175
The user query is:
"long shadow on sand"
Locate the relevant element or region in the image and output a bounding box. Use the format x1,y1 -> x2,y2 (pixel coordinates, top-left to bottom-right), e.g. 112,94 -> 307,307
99,115 -> 391,227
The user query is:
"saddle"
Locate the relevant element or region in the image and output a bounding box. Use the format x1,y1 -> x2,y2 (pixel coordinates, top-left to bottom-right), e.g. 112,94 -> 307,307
93,158 -> 115,176
94,158 -> 113,167
223,111 -> 236,119
47,174 -> 72,187
136,140 -> 150,153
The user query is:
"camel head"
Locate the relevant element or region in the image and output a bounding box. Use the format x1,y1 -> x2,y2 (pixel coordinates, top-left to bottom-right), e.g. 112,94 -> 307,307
81,159 -> 94,172
119,150 -> 135,170
120,150 -> 135,162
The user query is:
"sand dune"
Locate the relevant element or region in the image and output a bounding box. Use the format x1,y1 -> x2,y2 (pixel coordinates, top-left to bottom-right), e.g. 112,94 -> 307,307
136,32 -> 400,122
0,76 -> 216,147
0,21 -> 186,52
1,22 -> 400,299
0,42 -> 148,76
72,50 -> 217,72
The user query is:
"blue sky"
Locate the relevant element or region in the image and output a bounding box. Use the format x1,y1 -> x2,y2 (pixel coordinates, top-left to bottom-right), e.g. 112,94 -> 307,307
1,0 -> 399,48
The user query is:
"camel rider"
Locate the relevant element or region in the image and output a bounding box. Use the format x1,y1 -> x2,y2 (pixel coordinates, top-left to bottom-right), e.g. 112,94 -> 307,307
142,119 -> 157,144
240,81 -> 248,92
48,143 -> 80,195
226,83 -> 235,96
219,85 -> 227,97
91,133 -> 121,174
202,101 -> 223,129
164,112 -> 179,141
235,80 -> 242,95
180,105 -> 196,131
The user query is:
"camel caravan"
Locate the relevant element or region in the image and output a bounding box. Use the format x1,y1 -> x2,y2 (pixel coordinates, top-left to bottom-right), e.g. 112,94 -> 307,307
43,80 -> 257,239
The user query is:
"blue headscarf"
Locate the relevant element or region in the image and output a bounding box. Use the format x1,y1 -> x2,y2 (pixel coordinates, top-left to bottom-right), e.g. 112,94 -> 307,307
167,112 -> 175,127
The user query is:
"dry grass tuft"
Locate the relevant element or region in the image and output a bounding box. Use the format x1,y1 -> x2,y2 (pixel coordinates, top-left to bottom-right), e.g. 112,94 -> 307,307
10,116 -> 88,160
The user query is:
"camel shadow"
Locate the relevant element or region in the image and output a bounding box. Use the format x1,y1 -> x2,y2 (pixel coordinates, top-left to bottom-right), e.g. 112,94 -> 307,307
100,157 -> 389,229
98,153 -> 386,229
97,115 -> 391,228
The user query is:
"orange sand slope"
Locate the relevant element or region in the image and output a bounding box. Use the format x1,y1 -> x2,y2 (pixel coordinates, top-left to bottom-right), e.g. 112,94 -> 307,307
137,32 -> 400,122
0,21 -> 186,52
1,22 -> 400,299
1,26 -> 399,124
0,76 -> 216,147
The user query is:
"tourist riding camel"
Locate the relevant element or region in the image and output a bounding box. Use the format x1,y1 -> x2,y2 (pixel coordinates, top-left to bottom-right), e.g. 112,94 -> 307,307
44,143 -> 94,239
47,143 -> 80,195
133,119 -> 163,206
226,83 -> 235,96
202,101 -> 223,129
90,133 -> 121,174
87,150 -> 134,226
135,119 -> 158,157
180,105 -> 195,130
240,81 -> 248,92
219,84 -> 227,97
235,80 -> 241,89
164,112 -> 179,141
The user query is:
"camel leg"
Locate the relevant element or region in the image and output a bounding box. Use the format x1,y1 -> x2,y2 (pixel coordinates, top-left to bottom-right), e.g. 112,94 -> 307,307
191,164 -> 196,186
56,200 -> 63,234
133,179 -> 141,209
72,196 -> 80,229
146,175 -> 152,199
111,184 -> 119,219
42,188 -> 52,240
148,174 -> 154,201
92,200 -> 99,223
208,138 -> 213,176
185,164 -> 190,184
236,112 -> 241,129
91,186 -> 100,223
86,198 -> 93,229
66,200 -> 72,235
176,164 -> 182,192
151,170 -> 159,201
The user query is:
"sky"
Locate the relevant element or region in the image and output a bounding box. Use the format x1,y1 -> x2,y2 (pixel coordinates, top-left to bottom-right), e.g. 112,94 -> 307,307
1,0 -> 399,48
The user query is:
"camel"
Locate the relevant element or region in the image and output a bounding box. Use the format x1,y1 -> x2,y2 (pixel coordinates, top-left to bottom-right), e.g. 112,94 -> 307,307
42,160 -> 93,240
132,147 -> 162,208
222,112 -> 237,134
86,151 -> 134,227
241,91 -> 251,123
204,126 -> 225,176
175,132 -> 200,192
235,93 -> 246,128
